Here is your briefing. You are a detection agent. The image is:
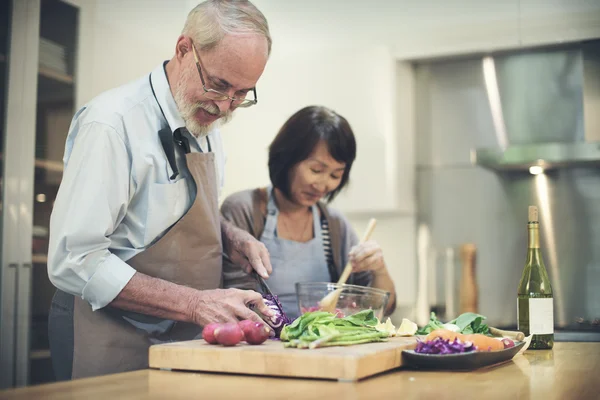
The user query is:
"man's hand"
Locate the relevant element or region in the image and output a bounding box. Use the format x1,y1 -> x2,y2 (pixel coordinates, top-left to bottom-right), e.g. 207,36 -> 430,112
221,217 -> 272,278
188,288 -> 274,325
109,273 -> 274,327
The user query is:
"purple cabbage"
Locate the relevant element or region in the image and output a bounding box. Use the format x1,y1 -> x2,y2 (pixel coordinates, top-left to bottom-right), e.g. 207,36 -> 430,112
415,337 -> 477,354
250,294 -> 293,338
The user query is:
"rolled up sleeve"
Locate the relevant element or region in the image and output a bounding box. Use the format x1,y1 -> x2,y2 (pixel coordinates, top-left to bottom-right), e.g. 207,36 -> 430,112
48,121 -> 136,310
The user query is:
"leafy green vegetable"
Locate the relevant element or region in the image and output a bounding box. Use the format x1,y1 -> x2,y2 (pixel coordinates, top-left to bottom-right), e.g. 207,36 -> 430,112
441,323 -> 460,332
449,312 -> 490,335
343,309 -> 379,327
416,312 -> 491,336
415,312 -> 446,335
280,310 -> 389,349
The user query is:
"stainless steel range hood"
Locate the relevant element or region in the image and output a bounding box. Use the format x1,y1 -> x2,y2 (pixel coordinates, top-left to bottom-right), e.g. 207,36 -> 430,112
472,142 -> 600,171
472,41 -> 600,172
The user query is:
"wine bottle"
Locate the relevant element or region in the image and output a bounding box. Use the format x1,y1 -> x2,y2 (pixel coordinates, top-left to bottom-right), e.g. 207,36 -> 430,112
517,206 -> 554,349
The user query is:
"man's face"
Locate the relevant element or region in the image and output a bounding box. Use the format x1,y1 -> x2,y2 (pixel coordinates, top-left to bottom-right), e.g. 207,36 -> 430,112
174,34 -> 269,137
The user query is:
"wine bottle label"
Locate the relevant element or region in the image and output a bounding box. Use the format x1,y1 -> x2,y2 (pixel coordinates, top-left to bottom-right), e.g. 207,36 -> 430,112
529,298 -> 554,334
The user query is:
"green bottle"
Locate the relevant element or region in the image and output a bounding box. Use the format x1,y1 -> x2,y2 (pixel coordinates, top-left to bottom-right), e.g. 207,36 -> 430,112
517,205 -> 554,349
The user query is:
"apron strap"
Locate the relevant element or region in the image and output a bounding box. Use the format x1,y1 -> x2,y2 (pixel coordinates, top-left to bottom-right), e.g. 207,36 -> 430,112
263,187 -> 321,241
262,186 -> 278,240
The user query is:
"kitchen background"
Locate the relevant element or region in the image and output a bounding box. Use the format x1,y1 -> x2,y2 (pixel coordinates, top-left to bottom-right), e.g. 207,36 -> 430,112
1,0 -> 599,389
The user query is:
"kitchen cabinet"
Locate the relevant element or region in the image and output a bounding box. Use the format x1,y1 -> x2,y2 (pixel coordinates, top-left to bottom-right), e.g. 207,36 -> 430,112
519,0 -> 600,47
391,0 -> 521,59
0,0 -> 78,388
387,0 -> 600,60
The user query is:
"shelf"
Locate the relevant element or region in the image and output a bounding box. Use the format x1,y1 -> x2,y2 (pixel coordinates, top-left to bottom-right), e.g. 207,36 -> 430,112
39,65 -> 73,85
35,158 -> 63,173
32,254 -> 48,264
0,53 -> 72,84
0,155 -> 63,173
30,349 -> 51,360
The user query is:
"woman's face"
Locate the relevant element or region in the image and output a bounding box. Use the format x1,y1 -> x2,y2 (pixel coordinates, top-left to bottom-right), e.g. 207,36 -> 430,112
288,140 -> 347,207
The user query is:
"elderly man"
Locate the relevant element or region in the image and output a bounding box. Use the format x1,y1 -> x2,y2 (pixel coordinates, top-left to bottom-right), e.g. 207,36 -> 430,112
48,0 -> 273,380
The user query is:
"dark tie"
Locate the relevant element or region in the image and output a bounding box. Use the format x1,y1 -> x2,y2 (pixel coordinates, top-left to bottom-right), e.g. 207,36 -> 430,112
173,128 -> 191,154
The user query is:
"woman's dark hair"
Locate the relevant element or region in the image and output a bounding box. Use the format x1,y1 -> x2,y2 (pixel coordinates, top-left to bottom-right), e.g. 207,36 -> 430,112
268,105 -> 356,203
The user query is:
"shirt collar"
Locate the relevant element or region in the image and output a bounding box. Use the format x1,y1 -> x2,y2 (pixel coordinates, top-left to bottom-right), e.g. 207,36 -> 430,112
150,61 -> 186,133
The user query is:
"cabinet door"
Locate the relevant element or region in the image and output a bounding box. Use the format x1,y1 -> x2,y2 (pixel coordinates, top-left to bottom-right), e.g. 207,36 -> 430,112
1,0 -> 77,388
519,0 -> 600,46
29,0 -> 78,386
0,0 -> 40,389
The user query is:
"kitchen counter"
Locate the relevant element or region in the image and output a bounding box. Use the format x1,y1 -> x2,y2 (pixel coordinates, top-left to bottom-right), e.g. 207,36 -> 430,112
1,343 -> 598,400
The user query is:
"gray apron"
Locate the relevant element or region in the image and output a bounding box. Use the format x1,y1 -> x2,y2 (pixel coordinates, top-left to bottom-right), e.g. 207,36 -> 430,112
259,187 -> 330,320
69,77 -> 223,379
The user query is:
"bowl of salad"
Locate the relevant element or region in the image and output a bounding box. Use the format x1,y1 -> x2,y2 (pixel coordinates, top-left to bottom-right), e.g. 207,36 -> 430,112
295,282 -> 390,320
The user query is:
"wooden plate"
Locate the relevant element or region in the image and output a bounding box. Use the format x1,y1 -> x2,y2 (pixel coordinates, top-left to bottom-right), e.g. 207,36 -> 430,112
401,341 -> 525,370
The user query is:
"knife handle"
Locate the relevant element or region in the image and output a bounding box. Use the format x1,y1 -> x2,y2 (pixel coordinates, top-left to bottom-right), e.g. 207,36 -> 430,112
489,327 -> 525,341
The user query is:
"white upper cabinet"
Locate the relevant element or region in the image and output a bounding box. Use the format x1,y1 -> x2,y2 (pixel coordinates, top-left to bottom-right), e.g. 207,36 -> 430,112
518,0 -> 600,46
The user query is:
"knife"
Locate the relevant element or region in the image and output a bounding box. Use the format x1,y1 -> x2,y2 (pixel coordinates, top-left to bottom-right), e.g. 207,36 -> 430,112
252,271 -> 287,318
489,327 -> 525,341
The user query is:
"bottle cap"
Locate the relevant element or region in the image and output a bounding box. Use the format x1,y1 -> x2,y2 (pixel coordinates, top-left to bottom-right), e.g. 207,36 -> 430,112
528,206 -> 538,222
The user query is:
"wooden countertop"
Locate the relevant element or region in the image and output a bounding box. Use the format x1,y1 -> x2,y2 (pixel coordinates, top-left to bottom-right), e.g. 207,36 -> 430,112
1,343 -> 599,400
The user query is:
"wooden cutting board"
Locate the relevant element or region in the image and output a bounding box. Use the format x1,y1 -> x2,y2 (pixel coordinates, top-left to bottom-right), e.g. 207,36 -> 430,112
149,336 -> 417,381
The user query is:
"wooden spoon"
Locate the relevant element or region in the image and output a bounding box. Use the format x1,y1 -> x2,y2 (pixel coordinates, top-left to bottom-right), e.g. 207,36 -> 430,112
318,218 -> 377,313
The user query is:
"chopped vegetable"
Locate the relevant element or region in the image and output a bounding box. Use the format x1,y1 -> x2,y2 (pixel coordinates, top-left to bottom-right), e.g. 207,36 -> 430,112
250,294 -> 294,338
425,329 -> 505,352
415,337 -> 476,354
281,310 -> 389,349
397,318 -> 418,336
416,312 -> 490,336
375,317 -> 397,336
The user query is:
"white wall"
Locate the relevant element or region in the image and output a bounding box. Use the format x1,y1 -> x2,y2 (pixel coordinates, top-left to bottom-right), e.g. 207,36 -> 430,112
64,0 -> 600,323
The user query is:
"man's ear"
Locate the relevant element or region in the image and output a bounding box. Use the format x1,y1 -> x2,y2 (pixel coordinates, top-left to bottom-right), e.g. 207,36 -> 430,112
175,35 -> 190,60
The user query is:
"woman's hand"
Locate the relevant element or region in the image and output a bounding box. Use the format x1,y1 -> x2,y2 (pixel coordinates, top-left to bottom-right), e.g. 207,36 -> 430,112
348,240 -> 385,273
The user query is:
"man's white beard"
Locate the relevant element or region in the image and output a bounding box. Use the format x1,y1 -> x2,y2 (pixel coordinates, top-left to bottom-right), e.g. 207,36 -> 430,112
173,73 -> 233,138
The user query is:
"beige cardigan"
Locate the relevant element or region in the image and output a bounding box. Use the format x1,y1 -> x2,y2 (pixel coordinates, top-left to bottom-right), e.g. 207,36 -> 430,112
220,187 -> 373,291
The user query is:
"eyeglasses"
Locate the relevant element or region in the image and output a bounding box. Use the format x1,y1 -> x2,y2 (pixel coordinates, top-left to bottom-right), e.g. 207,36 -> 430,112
191,41 -> 258,108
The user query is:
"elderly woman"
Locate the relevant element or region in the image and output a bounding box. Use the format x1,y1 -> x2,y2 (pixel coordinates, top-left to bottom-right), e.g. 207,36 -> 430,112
221,106 -> 396,319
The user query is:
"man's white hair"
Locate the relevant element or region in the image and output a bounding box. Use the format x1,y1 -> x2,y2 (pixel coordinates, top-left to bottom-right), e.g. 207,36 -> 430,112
182,0 -> 272,55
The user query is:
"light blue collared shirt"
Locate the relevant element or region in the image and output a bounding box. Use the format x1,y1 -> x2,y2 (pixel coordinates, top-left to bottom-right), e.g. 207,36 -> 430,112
48,63 -> 226,311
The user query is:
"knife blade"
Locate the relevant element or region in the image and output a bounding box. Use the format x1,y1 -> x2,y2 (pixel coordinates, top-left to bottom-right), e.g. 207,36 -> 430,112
252,271 -> 287,318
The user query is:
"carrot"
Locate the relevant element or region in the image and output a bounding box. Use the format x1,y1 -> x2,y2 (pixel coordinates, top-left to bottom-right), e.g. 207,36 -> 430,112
425,329 -> 462,343
463,334 -> 504,352
424,329 -> 504,352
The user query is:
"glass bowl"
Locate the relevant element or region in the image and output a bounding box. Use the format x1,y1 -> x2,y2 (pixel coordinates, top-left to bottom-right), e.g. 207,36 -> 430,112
295,282 -> 390,320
